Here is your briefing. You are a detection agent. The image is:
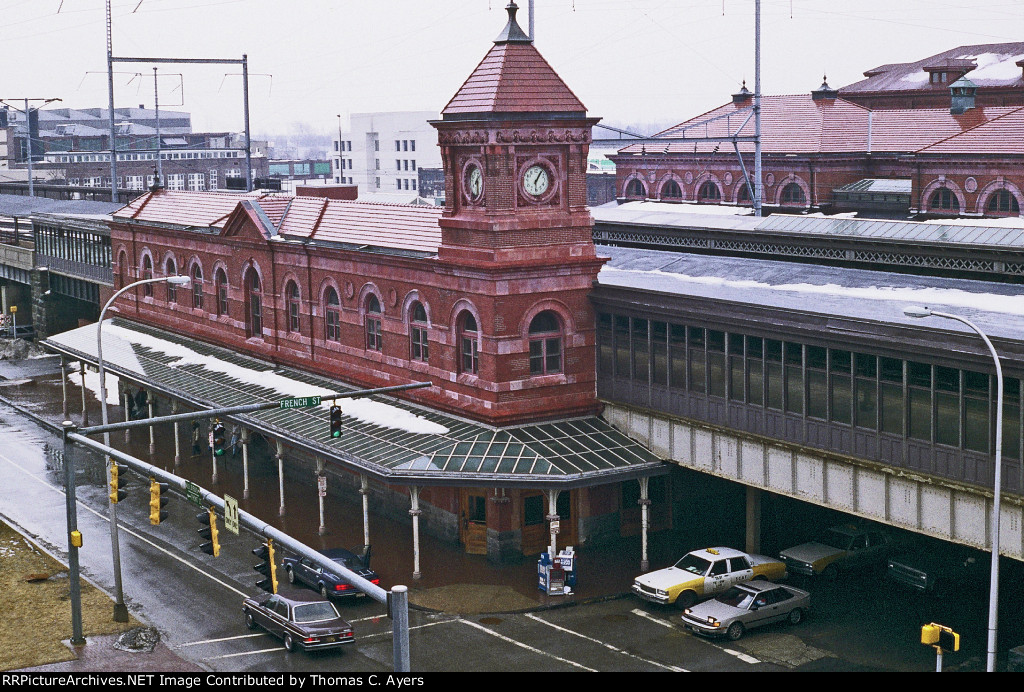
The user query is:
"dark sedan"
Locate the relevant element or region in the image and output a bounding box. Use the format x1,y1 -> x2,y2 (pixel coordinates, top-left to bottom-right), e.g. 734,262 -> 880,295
242,592 -> 354,652
282,546 -> 380,599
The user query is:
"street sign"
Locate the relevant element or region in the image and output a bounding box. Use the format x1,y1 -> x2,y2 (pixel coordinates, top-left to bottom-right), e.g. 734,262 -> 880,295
224,494 -> 239,535
279,396 -> 322,410
550,519 -> 560,535
317,475 -> 327,498
185,480 -> 202,507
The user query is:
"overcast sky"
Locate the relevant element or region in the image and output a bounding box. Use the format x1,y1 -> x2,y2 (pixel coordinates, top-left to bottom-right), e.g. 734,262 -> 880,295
5,0 -> 1024,136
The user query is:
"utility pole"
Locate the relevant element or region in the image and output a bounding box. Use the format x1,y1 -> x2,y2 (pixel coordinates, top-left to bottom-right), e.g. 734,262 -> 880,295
106,0 -> 118,202
243,54 -> 252,192
528,0 -> 535,40
153,68 -> 162,183
753,0 -> 763,217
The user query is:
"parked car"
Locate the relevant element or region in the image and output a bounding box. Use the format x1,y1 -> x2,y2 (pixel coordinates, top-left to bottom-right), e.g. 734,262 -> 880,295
282,546 -> 380,599
632,546 -> 787,609
887,547 -> 989,597
682,580 -> 811,641
779,524 -> 894,578
242,591 -> 354,653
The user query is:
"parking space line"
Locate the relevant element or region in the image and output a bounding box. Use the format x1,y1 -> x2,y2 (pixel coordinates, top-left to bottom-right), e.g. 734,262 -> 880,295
631,608 -> 676,629
723,648 -> 761,664
525,613 -> 687,672
457,618 -> 597,671
356,618 -> 452,640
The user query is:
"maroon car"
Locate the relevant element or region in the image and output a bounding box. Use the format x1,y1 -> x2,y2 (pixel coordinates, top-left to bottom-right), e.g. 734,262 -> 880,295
242,591 -> 354,653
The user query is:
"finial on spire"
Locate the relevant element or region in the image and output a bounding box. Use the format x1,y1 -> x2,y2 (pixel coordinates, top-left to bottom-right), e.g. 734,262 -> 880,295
494,1 -> 532,44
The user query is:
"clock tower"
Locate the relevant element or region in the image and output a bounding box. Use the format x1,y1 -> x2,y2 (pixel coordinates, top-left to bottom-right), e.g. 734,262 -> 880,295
433,1 -> 602,267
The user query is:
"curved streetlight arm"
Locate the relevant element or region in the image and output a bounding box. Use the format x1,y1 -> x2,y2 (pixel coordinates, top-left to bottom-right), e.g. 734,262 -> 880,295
905,306 -> 1003,672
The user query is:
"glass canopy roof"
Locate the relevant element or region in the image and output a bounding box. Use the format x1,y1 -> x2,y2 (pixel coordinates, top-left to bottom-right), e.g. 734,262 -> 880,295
44,319 -> 664,486
755,214 -> 1024,248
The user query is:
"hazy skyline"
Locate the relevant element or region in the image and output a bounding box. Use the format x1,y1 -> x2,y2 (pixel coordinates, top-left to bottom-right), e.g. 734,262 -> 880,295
5,1 -> 1024,137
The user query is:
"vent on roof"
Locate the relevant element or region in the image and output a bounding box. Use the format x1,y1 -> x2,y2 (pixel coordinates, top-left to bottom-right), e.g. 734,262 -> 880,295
950,76 -> 977,115
732,81 -> 752,104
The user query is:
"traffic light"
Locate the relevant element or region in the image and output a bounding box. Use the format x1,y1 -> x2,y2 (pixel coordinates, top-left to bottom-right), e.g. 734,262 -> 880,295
212,421 -> 227,457
921,623 -> 960,652
109,461 -> 128,504
329,405 -> 342,439
252,539 -> 278,593
148,478 -> 169,525
198,508 -> 220,557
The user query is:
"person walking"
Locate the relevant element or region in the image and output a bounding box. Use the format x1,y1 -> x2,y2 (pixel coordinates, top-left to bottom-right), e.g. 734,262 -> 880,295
229,424 -> 241,457
191,420 -> 204,458
134,387 -> 148,419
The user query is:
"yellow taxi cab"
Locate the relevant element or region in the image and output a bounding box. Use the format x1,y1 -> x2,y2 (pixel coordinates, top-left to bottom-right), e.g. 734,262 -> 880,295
632,547 -> 787,609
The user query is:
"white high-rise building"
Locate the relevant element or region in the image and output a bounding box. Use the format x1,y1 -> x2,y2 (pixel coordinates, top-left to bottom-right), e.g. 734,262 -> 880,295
331,111 -> 440,194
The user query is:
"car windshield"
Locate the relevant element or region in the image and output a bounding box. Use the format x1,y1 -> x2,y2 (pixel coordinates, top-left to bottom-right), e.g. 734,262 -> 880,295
291,601 -> 341,624
332,555 -> 365,570
817,530 -> 853,550
715,587 -> 756,609
674,554 -> 712,575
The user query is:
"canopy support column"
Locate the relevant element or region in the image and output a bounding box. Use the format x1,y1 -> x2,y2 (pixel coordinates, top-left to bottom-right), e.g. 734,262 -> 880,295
241,428 -> 250,499
639,476 -> 651,572
60,356 -> 69,419
276,439 -> 285,517
545,489 -> 560,558
316,457 -> 326,536
409,486 -> 422,580
359,474 -> 371,547
172,400 -> 181,467
147,394 -> 155,456
79,362 -> 88,427
122,391 -> 131,443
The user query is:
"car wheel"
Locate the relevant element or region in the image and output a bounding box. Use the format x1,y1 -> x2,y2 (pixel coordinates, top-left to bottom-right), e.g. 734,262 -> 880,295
675,590 -> 697,609
286,566 -> 295,584
283,633 -> 294,652
320,583 -> 330,599
244,611 -> 256,630
822,564 -> 839,581
788,608 -> 804,625
726,622 -> 745,641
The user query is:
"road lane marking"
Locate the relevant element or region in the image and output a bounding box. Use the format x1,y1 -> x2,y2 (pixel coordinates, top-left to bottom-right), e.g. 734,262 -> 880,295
525,612 -> 687,672
356,618 -> 452,640
723,648 -> 761,664
178,633 -> 269,647
457,617 -> 596,671
204,646 -> 284,660
0,447 -> 248,598
632,608 -> 676,629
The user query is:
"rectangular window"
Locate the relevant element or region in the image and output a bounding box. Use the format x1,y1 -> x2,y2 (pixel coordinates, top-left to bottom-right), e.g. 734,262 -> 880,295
1003,377 -> 1021,459
411,325 -> 429,361
784,342 -> 803,415
829,350 -> 852,425
597,313 -> 613,375
669,324 -> 686,389
908,362 -> 932,441
747,336 -> 764,407
366,317 -> 382,351
326,309 -> 340,342
728,334 -> 744,402
765,339 -> 783,410
707,330 -> 725,398
614,315 -> 630,377
652,321 -> 667,386
964,371 -> 990,452
807,345 -> 827,419
688,327 -> 706,394
632,318 -> 649,383
411,140 -> 416,152
395,140 -> 401,151
879,357 -> 904,434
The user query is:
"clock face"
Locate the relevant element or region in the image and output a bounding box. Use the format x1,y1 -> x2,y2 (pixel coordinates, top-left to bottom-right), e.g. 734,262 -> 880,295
523,164 -> 550,197
466,164 -> 483,201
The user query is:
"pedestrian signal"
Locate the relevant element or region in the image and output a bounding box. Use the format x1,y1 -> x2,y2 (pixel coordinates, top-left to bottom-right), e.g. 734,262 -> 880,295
109,461 -> 128,503
149,479 -> 169,525
329,405 -> 342,439
212,421 -> 227,457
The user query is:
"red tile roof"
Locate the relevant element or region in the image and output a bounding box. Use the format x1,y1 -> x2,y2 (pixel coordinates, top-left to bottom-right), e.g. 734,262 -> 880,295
917,106 -> 1024,154
616,95 -> 1023,157
442,42 -> 586,116
114,191 -> 443,254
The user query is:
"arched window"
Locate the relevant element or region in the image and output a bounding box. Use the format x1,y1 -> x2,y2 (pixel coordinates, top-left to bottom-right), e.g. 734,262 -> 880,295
244,267 -> 262,338
118,251 -> 128,289
780,183 -> 806,206
165,257 -> 178,303
365,294 -> 382,351
660,179 -> 682,200
697,181 -> 722,202
191,263 -> 203,310
987,189 -> 1020,215
324,287 -> 340,342
215,268 -> 229,316
737,184 -> 752,205
458,311 -> 479,375
529,311 -> 563,376
285,280 -> 301,333
141,255 -> 153,297
626,178 -> 646,198
410,301 -> 429,362
930,187 -> 959,212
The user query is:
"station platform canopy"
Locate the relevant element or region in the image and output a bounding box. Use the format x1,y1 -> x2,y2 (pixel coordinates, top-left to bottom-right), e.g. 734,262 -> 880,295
44,319 -> 665,488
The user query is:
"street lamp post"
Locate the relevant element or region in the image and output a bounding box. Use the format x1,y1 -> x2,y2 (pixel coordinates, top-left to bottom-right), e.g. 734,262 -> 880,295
904,305 -> 1004,672
99,275 -> 191,621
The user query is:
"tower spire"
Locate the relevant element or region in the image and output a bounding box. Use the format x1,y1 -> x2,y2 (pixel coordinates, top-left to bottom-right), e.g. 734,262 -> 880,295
494,1 -> 532,44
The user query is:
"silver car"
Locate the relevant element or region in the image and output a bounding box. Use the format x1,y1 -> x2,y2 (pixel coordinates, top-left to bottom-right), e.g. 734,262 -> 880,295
681,580 -> 811,641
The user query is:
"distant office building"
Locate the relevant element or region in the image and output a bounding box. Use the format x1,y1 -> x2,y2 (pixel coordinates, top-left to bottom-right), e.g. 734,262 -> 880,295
331,111 -> 441,194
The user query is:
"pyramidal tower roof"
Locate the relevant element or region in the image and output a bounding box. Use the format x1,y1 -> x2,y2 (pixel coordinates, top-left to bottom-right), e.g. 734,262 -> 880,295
441,2 -> 587,120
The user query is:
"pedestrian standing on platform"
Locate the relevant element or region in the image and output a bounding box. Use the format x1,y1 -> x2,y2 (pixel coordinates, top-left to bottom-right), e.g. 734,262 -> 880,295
229,424 -> 240,457
134,387 -> 148,419
191,420 -> 204,457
